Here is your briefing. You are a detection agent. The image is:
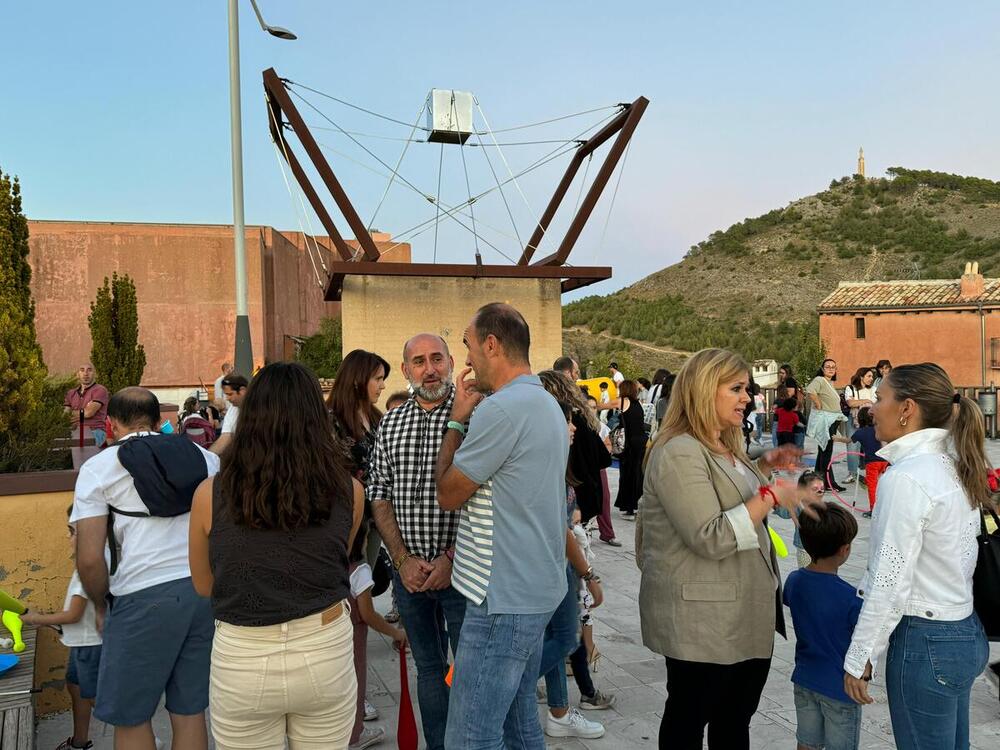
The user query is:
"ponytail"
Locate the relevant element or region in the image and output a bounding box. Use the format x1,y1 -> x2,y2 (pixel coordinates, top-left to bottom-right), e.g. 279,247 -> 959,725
888,364 -> 992,510
951,394 -> 991,509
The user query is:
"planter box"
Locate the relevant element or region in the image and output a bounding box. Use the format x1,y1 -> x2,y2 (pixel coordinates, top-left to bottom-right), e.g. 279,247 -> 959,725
0,448 -> 91,715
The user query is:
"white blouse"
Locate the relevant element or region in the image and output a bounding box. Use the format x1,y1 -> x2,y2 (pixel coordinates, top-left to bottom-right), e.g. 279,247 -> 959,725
844,428 -> 981,678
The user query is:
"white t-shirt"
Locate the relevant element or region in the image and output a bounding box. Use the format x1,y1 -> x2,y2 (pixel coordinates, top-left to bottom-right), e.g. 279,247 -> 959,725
214,375 -> 225,401
60,571 -> 101,648
221,405 -> 239,434
611,371 -> 625,385
70,432 -> 220,597
598,423 -> 610,441
600,391 -> 610,404
349,563 -> 374,599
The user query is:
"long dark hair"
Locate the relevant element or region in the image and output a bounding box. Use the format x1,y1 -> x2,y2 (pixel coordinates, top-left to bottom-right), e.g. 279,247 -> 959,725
219,362 -> 351,530
850,367 -> 874,391
325,349 -> 390,441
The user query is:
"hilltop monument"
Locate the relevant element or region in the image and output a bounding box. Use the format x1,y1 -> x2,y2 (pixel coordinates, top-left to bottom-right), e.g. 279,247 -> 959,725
857,146 -> 865,178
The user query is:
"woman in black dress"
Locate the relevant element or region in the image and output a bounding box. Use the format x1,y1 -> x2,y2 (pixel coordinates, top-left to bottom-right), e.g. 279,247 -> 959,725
602,379 -> 645,518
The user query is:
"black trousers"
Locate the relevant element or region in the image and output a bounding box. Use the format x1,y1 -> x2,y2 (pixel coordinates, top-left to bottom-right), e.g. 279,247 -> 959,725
814,422 -> 840,487
660,656 -> 771,750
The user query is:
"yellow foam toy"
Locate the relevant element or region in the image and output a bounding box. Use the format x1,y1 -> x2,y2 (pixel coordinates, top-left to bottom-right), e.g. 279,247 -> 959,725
1,610 -> 25,653
768,526 -> 789,558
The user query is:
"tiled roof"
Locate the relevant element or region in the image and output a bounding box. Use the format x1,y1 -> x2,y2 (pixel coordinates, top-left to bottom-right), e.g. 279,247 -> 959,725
818,278 -> 1000,311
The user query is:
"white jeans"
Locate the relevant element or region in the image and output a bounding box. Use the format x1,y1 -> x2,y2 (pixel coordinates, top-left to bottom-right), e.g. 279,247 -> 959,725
210,602 -> 356,749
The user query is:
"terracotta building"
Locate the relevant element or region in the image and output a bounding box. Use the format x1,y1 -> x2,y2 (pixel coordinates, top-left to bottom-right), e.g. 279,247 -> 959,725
27,220 -> 410,397
817,263 -> 1000,387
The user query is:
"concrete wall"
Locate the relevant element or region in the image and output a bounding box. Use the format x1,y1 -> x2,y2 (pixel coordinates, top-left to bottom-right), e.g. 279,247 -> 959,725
341,276 -> 564,375
27,221 -> 412,390
0,490 -> 77,715
820,308 -> 1000,387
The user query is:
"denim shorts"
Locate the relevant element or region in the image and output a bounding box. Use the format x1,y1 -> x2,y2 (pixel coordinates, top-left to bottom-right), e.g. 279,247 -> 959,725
95,577 -> 214,727
794,683 -> 861,750
65,645 -> 102,700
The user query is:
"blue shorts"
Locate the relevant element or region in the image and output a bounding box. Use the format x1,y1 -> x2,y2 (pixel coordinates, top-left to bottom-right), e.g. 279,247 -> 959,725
65,645 -> 102,700
794,683 -> 861,750
95,577 -> 213,727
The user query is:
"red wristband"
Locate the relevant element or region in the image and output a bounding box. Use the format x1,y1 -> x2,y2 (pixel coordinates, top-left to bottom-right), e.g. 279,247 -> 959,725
759,486 -> 779,509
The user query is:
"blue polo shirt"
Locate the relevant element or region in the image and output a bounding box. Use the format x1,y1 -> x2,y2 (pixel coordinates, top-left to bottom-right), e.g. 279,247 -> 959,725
783,568 -> 862,703
453,374 -> 568,615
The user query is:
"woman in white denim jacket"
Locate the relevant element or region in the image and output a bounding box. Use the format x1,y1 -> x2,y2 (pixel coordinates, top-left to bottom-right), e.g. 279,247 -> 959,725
843,363 -> 991,749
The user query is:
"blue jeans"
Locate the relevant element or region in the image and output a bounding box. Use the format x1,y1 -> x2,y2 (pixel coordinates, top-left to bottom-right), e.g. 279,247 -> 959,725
754,413 -> 764,440
886,613 -> 989,750
392,573 -> 467,750
538,565 -> 580,710
793,684 -> 861,750
847,440 -> 860,477
445,600 -> 552,750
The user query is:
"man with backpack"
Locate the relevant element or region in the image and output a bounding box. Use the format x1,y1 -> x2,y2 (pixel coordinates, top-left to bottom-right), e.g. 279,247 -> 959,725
72,387 -> 219,750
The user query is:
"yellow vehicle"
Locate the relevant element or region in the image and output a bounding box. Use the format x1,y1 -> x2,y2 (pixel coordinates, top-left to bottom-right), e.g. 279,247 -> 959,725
576,377 -> 618,402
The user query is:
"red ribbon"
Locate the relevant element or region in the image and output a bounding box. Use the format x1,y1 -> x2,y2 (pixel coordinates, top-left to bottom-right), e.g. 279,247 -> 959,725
397,641 -> 418,750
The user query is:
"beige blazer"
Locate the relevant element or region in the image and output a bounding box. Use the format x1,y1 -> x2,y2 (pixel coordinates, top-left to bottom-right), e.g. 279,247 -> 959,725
636,433 -> 784,664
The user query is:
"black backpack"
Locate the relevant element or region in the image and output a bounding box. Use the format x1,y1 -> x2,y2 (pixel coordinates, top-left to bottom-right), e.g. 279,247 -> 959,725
108,434 -> 209,575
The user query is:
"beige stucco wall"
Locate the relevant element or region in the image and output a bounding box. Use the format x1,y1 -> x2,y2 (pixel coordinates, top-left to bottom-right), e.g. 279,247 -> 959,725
341,276 -> 564,375
0,490 -> 77,715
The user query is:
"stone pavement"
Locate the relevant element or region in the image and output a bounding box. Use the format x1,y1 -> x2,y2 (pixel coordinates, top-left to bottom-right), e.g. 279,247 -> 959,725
37,444 -> 1000,748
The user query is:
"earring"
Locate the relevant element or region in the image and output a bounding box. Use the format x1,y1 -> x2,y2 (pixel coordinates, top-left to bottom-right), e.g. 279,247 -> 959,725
899,417 -> 908,427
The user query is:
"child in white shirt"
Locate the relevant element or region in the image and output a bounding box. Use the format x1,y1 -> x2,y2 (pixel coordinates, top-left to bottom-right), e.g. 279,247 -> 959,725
21,510 -> 102,750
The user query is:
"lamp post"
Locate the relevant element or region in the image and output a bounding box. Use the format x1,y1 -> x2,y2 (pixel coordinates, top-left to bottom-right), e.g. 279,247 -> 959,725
227,0 -> 296,377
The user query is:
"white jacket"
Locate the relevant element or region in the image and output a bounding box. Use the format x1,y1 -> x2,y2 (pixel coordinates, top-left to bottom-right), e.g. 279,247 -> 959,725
844,428 -> 981,678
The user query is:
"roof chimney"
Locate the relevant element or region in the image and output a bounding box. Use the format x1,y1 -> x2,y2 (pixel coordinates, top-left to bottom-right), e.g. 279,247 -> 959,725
960,261 -> 984,299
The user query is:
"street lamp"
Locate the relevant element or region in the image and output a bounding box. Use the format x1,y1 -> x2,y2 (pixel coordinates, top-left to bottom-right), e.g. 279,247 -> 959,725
227,0 -> 296,378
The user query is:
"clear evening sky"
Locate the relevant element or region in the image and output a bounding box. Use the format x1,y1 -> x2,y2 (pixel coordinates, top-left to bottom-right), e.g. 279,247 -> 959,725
3,2 -> 998,296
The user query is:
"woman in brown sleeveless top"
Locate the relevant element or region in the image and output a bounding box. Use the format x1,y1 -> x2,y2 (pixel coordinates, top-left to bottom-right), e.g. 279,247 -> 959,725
189,362 -> 363,750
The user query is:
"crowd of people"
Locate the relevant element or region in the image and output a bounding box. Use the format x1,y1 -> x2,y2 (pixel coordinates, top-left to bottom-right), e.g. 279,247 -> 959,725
28,321 -> 996,750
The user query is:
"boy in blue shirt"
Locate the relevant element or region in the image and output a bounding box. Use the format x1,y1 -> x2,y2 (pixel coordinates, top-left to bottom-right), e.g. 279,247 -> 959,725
782,503 -> 862,750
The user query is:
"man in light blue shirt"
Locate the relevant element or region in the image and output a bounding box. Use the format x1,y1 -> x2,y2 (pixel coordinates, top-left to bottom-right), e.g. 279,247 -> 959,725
437,302 -> 569,750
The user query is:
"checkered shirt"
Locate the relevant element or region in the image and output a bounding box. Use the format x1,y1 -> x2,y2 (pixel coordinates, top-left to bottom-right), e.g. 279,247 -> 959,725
366,387 -> 460,560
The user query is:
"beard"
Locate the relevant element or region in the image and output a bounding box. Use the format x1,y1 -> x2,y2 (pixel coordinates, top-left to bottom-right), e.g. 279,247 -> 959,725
411,374 -> 453,402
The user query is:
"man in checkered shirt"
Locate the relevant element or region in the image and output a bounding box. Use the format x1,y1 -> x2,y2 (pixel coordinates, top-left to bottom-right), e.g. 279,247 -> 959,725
368,333 -> 464,750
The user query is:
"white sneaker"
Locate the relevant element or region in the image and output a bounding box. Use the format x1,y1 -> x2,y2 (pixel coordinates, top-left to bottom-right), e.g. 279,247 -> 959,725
843,475 -> 856,484
349,726 -> 385,749
545,707 -> 605,738
364,698 -> 379,721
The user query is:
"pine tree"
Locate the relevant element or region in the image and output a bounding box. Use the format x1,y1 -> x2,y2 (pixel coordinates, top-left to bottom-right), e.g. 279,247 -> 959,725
88,272 -> 146,393
0,167 -> 46,435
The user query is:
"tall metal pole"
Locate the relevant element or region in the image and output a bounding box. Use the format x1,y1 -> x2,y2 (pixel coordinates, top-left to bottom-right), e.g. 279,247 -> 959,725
228,0 -> 253,377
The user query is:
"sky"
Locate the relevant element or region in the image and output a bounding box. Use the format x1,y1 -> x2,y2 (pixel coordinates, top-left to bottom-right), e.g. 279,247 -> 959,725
3,1 -> 1000,298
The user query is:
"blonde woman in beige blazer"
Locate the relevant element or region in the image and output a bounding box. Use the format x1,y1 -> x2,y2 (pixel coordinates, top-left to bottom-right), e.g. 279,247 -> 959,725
636,348 -> 808,749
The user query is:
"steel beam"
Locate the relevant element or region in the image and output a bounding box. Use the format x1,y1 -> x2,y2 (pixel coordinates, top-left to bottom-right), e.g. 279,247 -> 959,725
263,68 -> 381,261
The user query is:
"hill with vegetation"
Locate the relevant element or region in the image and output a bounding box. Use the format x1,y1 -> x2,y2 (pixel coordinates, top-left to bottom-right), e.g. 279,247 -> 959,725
563,168 -> 1000,379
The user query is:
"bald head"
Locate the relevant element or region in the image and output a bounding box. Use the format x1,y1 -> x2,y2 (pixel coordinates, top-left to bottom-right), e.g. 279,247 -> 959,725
403,333 -> 450,362
402,333 -> 454,404
108,386 -> 160,433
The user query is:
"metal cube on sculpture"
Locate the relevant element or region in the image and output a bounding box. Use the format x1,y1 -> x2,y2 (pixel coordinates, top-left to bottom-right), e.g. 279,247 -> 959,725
426,89 -> 474,144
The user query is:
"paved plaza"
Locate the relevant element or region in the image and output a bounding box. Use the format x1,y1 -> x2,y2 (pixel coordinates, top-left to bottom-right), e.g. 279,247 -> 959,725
37,443 -> 1000,748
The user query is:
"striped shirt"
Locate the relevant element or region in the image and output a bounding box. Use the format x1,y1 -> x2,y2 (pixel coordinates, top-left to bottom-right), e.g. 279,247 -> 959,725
451,480 -> 495,604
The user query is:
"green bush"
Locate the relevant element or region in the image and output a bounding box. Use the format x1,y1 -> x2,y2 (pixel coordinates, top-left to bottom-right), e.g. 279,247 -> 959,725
297,317 -> 343,378
0,375 -> 73,473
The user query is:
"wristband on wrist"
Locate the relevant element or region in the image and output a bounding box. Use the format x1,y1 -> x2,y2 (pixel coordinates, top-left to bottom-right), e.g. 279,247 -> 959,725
759,486 -> 779,510
582,567 -> 597,581
393,551 -> 411,570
